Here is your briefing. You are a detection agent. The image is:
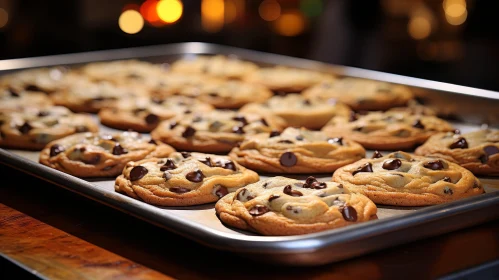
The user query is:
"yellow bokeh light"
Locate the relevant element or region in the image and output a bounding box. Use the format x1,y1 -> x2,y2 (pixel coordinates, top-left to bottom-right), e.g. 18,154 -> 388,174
443,0 -> 467,26
446,9 -> 467,25
445,3 -> 466,17
202,0 -> 224,32
443,0 -> 466,10
273,11 -> 306,37
119,10 -> 144,34
408,16 -> 431,40
0,8 -> 8,29
157,0 -> 183,24
259,0 -> 281,22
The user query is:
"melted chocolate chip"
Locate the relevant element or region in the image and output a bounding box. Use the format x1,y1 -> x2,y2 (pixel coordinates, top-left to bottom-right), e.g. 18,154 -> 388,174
8,88 -> 20,97
340,206 -> 358,222
181,152 -> 191,158
160,159 -> 177,171
327,137 -> 343,145
260,118 -> 269,126
222,160 -> 237,171
37,111 -> 50,117
18,122 -> 32,134
484,146 -> 499,157
283,185 -> 303,197
208,92 -> 219,97
295,135 -> 304,141
413,119 -> 425,129
182,126 -> 196,138
169,121 -> 178,129
184,109 -> 192,114
74,125 -> 88,133
130,166 -> 148,181
443,177 -> 452,182
278,140 -> 294,144
232,116 -> 248,126
479,154 -> 488,164
112,143 -> 128,155
279,152 -> 297,167
338,184 -> 343,189
145,113 -> 159,124
215,186 -> 228,198
382,159 -> 402,170
303,176 -> 327,189
25,84 -> 42,92
449,138 -> 468,149
352,162 -> 373,175
185,169 -> 205,182
232,126 -> 245,134
372,151 -> 383,158
49,144 -> 65,157
170,187 -> 191,194
249,205 -> 269,216
269,130 -> 281,138
198,157 -> 212,167
353,126 -> 363,132
268,195 -> 280,202
349,112 -> 358,122
148,139 -> 157,145
424,160 -> 445,170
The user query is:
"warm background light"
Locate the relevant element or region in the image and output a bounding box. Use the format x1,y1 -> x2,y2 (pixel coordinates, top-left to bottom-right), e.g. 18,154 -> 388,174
140,0 -> 164,26
443,0 -> 467,26
157,0 -> 183,24
0,8 -> 8,29
273,10 -> 306,37
300,0 -> 322,18
119,10 -> 144,34
259,0 -> 281,22
202,0 -> 224,32
408,16 -> 431,40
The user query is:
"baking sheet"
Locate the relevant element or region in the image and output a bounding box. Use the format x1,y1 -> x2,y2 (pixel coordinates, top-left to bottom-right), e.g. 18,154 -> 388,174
1,43 -> 499,266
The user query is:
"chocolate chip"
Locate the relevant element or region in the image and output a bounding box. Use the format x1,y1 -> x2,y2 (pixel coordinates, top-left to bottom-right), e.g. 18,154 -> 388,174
232,126 -> 245,134
170,187 -> 191,194
215,186 -> 228,198
327,137 -> 343,145
413,119 -> 425,129
382,159 -> 402,170
222,160 -> 237,171
349,112 -> 358,122
181,152 -> 191,158
199,157 -> 212,167
232,116 -> 248,126
372,151 -> 383,158
83,155 -> 101,165
262,182 -> 269,188
260,118 -> 269,126
286,205 -> 301,214
249,205 -> 269,216
338,184 -> 343,188
443,187 -> 454,195
169,121 -> 178,129
186,169 -> 204,182
278,140 -> 294,144
8,88 -> 20,97
18,122 -> 32,134
130,166 -> 148,181
208,92 -> 219,97
182,126 -> 196,138
192,116 -> 203,123
443,176 -> 452,182
303,176 -> 327,189
303,99 -> 311,105
75,125 -> 88,133
340,206 -> 358,222
148,139 -> 157,145
268,195 -> 280,202
112,143 -> 128,155
352,162 -> 373,175
49,144 -> 65,157
424,160 -> 445,170
479,155 -> 488,164
37,111 -> 50,117
484,146 -> 499,157
160,159 -> 177,171
269,130 -> 281,138
237,189 -> 249,201
25,84 -> 42,92
184,109 -> 192,114
145,113 -> 159,124
473,181 -> 481,189
449,138 -> 468,149
295,135 -> 304,141
353,126 -> 363,132
279,152 -> 297,167
283,185 -> 303,197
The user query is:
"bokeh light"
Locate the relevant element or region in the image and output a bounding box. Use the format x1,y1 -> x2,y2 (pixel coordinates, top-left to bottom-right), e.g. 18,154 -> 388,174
446,9 -> 467,25
408,16 -> 431,40
157,0 -> 183,24
119,10 -> 144,34
225,0 -> 237,23
202,0 -> 224,32
0,8 -> 9,29
273,11 -> 306,37
259,0 -> 281,22
443,0 -> 467,26
140,0 -> 163,26
300,0 -> 322,18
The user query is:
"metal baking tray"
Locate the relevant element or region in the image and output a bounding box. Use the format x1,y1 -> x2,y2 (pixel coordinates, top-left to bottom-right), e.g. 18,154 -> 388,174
1,43 -> 499,266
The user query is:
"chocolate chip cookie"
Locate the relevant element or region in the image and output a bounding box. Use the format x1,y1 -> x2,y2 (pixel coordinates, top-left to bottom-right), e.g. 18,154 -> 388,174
51,80 -> 148,113
39,131 -> 175,177
322,111 -> 454,150
415,129 -> 499,176
115,152 -> 259,206
81,60 -> 167,84
0,67 -> 73,94
0,106 -> 99,150
303,78 -> 414,111
99,96 -> 214,132
230,127 -> 365,173
151,110 -> 285,153
171,55 -> 258,80
244,66 -> 333,93
333,151 -> 484,206
215,176 -> 377,235
240,94 -> 351,129
0,87 -> 53,112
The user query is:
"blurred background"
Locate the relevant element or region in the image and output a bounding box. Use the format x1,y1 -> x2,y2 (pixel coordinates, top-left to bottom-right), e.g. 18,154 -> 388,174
0,0 -> 498,91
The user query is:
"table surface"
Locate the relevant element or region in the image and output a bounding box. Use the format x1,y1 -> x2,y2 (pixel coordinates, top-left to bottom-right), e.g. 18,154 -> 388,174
1,164 -> 499,280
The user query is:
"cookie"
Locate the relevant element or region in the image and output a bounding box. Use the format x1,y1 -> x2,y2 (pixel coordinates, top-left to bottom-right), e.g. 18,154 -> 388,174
99,96 -> 214,132
215,176 -> 377,235
39,131 -> 175,177
145,73 -> 223,98
387,100 -> 436,116
171,55 -> 258,80
244,66 -> 333,93
115,152 -> 259,206
80,60 -> 167,84
240,94 -> 351,129
178,80 -> 272,109
322,111 -> 454,150
303,78 -> 414,111
151,110 -> 285,153
0,106 -> 99,150
0,87 -> 53,112
415,129 -> 499,176
230,127 -> 366,173
332,151 -> 484,206
0,67 -> 74,94
51,80 -> 148,113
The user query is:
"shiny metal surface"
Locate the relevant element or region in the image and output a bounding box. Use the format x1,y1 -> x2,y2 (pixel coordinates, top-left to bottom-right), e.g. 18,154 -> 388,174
1,43 -> 498,266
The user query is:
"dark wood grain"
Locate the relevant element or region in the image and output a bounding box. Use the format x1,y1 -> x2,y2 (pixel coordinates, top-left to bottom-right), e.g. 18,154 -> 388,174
1,163 -> 499,279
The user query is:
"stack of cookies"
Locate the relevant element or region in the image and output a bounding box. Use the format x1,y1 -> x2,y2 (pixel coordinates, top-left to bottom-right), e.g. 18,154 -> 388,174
1,55 -> 495,237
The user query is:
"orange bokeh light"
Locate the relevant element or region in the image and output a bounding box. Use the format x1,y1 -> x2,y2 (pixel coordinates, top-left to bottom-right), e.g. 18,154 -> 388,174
141,0 -> 164,26
259,0 -> 281,22
273,10 -> 306,36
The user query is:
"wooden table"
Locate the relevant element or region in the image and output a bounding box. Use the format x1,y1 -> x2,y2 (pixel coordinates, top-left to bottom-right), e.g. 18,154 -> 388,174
1,164 -> 499,280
